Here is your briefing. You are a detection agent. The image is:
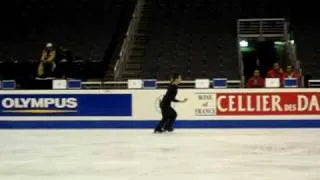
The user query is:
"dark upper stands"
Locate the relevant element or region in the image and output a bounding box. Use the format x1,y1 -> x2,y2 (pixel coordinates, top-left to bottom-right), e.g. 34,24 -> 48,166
139,0 -> 283,79
140,0 -> 239,80
1,0 -> 320,82
291,2 -> 320,78
0,0 -> 136,81
138,0 -> 294,80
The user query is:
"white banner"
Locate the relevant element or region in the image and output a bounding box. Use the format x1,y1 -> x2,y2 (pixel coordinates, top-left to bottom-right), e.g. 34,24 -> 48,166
133,90 -> 217,120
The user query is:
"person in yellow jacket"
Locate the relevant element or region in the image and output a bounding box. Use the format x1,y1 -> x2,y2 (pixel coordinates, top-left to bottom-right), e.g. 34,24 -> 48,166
37,42 -> 56,78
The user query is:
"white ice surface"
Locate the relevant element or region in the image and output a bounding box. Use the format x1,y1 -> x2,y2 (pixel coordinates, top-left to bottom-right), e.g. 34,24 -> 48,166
0,129 -> 320,180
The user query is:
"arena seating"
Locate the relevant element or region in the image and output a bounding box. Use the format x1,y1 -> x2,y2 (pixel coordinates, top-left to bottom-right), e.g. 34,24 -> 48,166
138,0 -> 238,80
1,0 -> 320,83
0,0 -> 136,80
294,20 -> 320,78
136,0 -> 292,80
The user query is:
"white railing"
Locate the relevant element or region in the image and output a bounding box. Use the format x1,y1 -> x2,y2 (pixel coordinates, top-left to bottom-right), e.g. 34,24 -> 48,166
308,80 -> 320,88
114,0 -> 144,81
238,18 -> 286,38
81,80 -> 242,89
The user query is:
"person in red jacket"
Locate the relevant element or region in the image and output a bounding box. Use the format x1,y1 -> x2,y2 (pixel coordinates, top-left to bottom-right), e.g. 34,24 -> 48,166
247,70 -> 265,88
284,65 -> 301,79
283,65 -> 301,87
267,62 -> 284,79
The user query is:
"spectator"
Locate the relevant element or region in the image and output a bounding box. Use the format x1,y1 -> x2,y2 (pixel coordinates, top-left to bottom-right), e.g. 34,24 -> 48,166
247,70 -> 265,88
284,65 -> 301,79
54,46 -> 73,78
283,65 -> 301,87
37,42 -> 56,78
267,62 -> 284,79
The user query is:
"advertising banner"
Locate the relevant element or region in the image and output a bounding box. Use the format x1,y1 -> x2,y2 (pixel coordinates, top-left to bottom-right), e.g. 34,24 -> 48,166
1,89 -> 320,128
193,92 -> 216,116
133,90 -> 217,119
0,94 -> 132,116
216,92 -> 320,115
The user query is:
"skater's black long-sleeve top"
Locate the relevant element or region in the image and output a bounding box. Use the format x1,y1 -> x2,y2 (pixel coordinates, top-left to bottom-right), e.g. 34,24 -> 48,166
161,84 -> 179,106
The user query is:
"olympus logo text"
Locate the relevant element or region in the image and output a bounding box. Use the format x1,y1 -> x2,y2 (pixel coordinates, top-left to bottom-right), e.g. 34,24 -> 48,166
1,98 -> 78,113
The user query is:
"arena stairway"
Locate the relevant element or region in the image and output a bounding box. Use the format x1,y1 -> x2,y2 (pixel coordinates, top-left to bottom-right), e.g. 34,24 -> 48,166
120,0 -> 153,80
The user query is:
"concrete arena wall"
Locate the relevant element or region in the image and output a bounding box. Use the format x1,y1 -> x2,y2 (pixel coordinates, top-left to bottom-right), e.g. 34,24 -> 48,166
1,89 -> 320,129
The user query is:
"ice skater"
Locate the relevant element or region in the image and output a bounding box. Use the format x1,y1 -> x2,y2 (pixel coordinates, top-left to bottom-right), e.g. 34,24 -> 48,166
154,73 -> 187,133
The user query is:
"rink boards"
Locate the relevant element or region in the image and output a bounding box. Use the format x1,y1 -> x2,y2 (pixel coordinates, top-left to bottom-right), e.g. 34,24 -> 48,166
1,89 -> 320,128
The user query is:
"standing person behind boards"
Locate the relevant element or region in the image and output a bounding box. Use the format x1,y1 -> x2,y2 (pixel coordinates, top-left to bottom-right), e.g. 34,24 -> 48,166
154,73 -> 188,133
267,62 -> 284,79
283,65 -> 301,87
284,65 -> 301,79
247,70 -> 265,88
37,42 -> 56,78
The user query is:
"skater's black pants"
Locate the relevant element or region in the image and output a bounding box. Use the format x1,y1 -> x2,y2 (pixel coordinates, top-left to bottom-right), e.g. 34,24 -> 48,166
155,104 -> 177,130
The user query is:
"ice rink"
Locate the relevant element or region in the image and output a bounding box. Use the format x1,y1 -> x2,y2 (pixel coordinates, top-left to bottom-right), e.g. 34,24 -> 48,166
1,129 -> 320,180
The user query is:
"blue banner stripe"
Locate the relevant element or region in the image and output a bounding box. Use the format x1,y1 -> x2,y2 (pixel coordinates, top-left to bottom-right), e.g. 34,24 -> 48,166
1,120 -> 320,129
0,94 -> 132,116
